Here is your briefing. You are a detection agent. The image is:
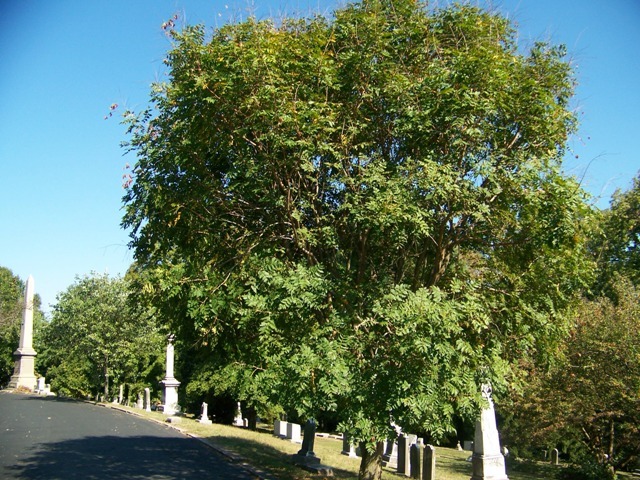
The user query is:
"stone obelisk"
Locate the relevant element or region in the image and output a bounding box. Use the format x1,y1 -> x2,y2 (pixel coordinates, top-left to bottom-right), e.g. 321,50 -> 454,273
470,384 -> 509,480
160,334 -> 180,415
9,275 -> 38,390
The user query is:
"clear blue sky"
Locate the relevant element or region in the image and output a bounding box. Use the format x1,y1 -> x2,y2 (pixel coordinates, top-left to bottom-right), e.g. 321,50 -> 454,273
1,0 -> 639,314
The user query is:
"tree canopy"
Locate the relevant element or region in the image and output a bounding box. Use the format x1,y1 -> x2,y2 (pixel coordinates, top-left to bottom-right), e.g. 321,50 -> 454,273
41,272 -> 164,399
122,2 -> 591,478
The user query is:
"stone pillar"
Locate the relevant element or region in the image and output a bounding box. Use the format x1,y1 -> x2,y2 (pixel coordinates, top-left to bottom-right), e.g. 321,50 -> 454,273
423,445 -> 436,480
144,387 -> 151,412
8,275 -> 38,391
470,384 -> 509,480
118,384 -> 124,404
551,448 -> 559,465
160,334 -> 181,415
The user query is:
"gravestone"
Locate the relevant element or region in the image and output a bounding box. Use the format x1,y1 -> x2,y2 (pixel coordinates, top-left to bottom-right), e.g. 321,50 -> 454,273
8,275 -> 38,391
233,402 -> 244,426
144,387 -> 151,412
118,384 -> 124,404
382,437 -> 398,468
274,419 -> 288,438
199,402 -> 212,424
397,434 -> 417,477
341,434 -> 358,457
291,419 -> 333,476
470,384 -> 509,480
137,392 -> 143,409
36,377 -> 46,393
160,334 -> 181,415
457,441 -> 463,451
410,438 -> 424,479
287,422 -> 302,443
423,445 -> 436,480
551,448 -> 559,466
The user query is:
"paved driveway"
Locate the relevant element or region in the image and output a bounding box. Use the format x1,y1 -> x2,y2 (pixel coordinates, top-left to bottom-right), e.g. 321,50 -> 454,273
0,391 -> 257,479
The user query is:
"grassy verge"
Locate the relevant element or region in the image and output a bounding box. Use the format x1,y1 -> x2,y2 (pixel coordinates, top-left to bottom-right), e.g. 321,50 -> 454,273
104,404 -> 563,480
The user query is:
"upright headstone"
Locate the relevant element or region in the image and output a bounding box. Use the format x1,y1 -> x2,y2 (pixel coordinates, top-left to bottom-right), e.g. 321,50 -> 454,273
423,445 -> 436,480
383,424 -> 402,468
199,402 -> 212,424
36,377 -> 46,393
233,402 -> 244,426
342,434 -> 358,457
144,387 -> 151,412
410,438 -> 424,479
470,384 -> 509,480
397,434 -> 417,477
551,448 -> 559,466
118,384 -> 124,405
137,392 -> 144,409
160,334 -> 181,415
8,275 -> 38,391
287,422 -> 302,443
274,419 -> 288,438
292,418 -> 320,464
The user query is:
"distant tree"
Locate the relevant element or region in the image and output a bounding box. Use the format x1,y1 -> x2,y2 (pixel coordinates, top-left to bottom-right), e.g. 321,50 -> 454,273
504,278 -> 639,474
122,2 -> 591,478
592,173 -> 640,296
41,273 -> 164,399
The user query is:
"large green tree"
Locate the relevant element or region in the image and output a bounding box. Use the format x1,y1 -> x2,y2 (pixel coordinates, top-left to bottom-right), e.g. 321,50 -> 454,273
122,2 -> 591,478
42,272 -> 164,399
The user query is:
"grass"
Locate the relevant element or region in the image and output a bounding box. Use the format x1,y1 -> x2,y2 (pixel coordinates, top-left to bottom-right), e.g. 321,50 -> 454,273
102,403 -> 575,480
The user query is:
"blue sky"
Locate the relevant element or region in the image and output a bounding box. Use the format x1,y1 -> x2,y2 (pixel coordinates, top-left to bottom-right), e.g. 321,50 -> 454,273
1,0 -> 639,314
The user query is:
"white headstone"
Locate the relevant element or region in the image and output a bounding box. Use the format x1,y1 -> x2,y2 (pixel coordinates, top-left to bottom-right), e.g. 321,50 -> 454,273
199,402 -> 212,424
274,419 -> 288,438
470,384 -> 509,480
8,275 -> 38,390
233,402 -> 244,426
144,387 -> 151,412
287,422 -> 302,443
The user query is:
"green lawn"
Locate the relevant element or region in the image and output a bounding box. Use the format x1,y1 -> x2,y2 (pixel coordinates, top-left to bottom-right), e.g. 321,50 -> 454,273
106,404 -> 569,480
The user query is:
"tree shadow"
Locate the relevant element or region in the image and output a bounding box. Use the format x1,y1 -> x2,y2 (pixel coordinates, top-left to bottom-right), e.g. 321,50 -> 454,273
7,435 -> 257,480
204,434 -> 359,480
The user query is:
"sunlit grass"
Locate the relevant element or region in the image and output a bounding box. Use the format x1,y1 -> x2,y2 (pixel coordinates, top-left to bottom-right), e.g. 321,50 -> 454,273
107,403 -> 566,479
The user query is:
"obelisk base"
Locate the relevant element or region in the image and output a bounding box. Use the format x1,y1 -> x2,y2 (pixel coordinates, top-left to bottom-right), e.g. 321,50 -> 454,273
8,348 -> 37,391
161,377 -> 181,415
470,453 -> 509,480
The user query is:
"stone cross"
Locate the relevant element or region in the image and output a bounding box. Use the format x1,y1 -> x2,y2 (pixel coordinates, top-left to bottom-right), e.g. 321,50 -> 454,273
8,275 -> 38,390
470,383 -> 509,480
160,334 -> 181,415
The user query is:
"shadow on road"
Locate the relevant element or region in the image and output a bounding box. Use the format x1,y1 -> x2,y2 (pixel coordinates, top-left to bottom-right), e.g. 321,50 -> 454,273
8,435 -> 256,480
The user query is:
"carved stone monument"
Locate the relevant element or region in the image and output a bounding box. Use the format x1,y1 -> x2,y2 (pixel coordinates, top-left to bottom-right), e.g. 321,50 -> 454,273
199,402 -> 212,424
9,275 -> 38,391
160,334 -> 181,415
470,384 -> 509,480
144,387 -> 151,412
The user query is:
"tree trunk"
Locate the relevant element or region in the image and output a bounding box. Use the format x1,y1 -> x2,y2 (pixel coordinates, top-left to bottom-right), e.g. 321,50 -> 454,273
358,441 -> 385,480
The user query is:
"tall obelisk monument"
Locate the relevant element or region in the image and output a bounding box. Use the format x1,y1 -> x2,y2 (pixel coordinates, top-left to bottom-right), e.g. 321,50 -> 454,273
8,275 -> 38,390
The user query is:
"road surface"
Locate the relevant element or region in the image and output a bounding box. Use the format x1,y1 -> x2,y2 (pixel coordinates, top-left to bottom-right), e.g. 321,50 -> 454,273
0,391 -> 258,479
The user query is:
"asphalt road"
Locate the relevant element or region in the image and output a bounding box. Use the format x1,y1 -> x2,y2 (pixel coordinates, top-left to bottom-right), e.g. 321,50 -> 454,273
0,391 -> 258,479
